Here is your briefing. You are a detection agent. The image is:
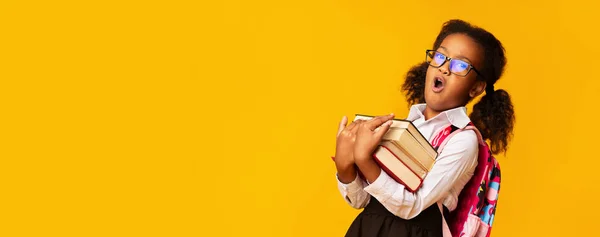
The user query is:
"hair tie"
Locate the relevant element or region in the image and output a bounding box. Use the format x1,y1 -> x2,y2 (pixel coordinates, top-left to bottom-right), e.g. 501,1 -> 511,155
486,84 -> 495,94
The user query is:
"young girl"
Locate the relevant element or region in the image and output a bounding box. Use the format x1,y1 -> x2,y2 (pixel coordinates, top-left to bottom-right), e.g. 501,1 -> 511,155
334,19 -> 515,237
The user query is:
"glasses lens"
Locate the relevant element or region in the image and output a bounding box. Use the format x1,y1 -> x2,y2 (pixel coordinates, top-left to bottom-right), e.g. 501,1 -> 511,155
427,51 -> 446,67
449,59 -> 471,76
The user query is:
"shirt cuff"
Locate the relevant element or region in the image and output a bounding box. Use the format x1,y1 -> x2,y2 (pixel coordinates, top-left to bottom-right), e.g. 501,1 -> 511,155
363,169 -> 397,202
337,172 -> 364,192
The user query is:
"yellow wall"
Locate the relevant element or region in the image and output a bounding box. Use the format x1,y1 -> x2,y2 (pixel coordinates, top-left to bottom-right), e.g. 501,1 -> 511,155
2,0 -> 599,236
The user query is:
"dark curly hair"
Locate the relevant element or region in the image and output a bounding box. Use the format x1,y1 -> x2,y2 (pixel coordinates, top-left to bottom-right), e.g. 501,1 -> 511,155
401,19 -> 515,155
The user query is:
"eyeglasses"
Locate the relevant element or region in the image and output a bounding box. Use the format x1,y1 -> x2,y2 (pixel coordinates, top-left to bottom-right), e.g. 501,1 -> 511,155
425,50 -> 482,78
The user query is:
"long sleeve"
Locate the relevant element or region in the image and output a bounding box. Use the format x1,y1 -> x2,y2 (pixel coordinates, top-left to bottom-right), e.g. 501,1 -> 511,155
363,130 -> 479,219
336,172 -> 371,209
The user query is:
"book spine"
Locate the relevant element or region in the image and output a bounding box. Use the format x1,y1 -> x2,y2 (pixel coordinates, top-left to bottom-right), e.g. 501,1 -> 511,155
381,141 -> 428,176
380,145 -> 426,183
391,139 -> 433,171
407,125 -> 438,159
375,146 -> 425,192
372,155 -> 419,192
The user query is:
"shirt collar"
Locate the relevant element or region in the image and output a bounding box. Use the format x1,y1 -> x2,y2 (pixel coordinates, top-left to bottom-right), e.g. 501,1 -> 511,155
406,103 -> 471,128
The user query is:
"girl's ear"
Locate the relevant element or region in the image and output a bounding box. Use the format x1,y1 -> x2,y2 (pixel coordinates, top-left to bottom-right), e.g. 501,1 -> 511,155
470,80 -> 486,98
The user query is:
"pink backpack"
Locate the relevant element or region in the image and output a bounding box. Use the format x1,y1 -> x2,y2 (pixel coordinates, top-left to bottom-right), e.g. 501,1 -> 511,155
431,123 -> 501,237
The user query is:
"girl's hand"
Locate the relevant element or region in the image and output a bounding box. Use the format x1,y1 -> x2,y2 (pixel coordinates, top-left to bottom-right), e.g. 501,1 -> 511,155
334,116 -> 364,169
354,114 -> 395,163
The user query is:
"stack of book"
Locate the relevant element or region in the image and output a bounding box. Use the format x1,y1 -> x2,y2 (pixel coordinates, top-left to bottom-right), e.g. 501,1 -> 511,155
353,114 -> 438,192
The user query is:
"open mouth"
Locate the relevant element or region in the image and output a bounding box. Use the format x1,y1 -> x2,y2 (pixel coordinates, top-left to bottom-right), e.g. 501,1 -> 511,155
432,76 -> 445,92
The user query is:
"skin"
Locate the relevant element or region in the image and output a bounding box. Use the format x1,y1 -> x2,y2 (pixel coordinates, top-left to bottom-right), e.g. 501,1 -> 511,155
335,33 -> 488,184
334,116 -> 364,183
335,115 -> 394,184
422,33 -> 487,120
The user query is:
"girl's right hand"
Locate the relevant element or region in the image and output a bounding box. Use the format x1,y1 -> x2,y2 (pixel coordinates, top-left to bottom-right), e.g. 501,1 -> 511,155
334,116 -> 364,169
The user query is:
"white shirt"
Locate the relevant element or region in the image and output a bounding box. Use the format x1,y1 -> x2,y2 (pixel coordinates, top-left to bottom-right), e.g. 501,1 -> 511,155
336,104 -> 479,220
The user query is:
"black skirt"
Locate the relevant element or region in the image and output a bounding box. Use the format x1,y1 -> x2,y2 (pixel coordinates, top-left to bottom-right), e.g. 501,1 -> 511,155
345,196 -> 449,237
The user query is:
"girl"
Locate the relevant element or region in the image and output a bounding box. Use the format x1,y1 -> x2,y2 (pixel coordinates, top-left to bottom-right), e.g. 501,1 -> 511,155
334,19 -> 515,237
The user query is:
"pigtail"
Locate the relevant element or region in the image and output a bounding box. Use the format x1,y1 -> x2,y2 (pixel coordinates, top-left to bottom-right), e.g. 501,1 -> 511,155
469,89 -> 515,155
401,62 -> 428,106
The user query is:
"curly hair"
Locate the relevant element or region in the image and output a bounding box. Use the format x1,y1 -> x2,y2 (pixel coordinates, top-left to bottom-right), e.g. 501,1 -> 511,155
401,19 -> 515,155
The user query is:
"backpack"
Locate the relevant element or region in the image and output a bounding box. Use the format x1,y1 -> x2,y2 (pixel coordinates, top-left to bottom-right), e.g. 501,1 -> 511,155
430,122 -> 501,237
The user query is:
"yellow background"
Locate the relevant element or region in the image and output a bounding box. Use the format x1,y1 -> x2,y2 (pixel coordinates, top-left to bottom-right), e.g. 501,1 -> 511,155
1,0 -> 599,236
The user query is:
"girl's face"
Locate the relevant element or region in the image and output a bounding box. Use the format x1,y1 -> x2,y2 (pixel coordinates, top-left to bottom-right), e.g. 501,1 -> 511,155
424,33 -> 486,112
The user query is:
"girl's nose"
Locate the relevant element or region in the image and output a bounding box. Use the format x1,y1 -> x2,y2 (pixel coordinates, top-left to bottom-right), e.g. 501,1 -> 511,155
438,65 -> 450,75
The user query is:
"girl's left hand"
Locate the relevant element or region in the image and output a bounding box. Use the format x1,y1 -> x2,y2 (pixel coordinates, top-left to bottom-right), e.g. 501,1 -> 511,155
353,114 -> 395,163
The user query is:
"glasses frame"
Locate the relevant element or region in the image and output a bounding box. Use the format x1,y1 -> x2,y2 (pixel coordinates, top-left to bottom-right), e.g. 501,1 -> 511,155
425,50 -> 483,78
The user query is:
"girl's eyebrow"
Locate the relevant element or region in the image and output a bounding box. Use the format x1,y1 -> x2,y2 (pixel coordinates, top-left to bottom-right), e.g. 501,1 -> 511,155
438,46 -> 474,64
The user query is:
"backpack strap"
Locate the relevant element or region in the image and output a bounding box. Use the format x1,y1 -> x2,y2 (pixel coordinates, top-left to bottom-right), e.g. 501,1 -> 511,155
437,202 -> 453,237
431,123 -> 467,237
433,122 -> 486,153
436,123 -> 499,237
431,122 -> 489,237
431,125 -> 461,152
